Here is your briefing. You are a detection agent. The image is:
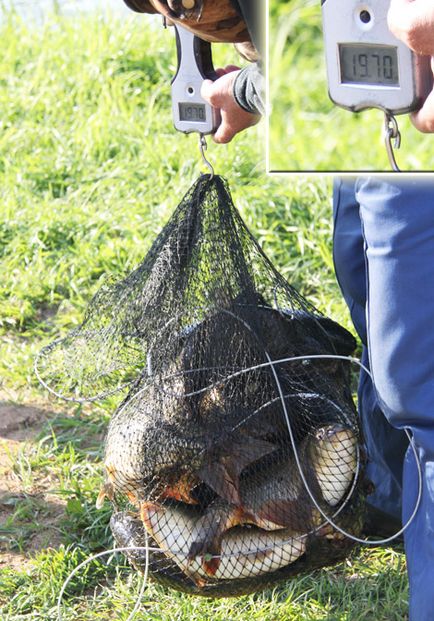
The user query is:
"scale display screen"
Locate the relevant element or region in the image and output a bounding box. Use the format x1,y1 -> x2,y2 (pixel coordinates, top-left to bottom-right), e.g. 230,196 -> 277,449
339,44 -> 399,86
179,102 -> 207,122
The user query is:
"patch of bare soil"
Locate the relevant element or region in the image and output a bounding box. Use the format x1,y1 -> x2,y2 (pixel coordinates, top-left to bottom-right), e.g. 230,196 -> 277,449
0,401 -> 65,570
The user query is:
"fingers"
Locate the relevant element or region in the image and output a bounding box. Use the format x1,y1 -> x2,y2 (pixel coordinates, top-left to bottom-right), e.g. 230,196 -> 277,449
200,78 -> 236,142
201,72 -> 237,108
215,65 -> 242,79
409,56 -> 434,133
387,2 -> 434,133
212,110 -> 260,144
388,0 -> 434,56
213,117 -> 236,144
201,71 -> 260,144
201,78 -> 223,107
411,89 -> 434,133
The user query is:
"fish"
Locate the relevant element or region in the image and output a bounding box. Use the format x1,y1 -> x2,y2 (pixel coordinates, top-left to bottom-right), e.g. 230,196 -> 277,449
97,379 -> 276,509
140,501 -> 307,586
97,298 -> 357,516
110,511 -> 152,573
184,424 -> 357,575
311,425 -> 358,506
97,384 -> 205,507
172,300 -> 357,504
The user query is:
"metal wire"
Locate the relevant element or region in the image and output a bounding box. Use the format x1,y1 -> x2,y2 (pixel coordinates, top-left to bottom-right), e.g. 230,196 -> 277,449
199,133 -> 214,178
55,348 -> 422,617
57,540 -> 151,621
114,350 -> 422,549
383,111 -> 401,172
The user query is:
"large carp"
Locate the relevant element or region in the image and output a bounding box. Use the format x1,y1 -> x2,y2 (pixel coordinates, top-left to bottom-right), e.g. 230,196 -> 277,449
162,424 -> 358,576
98,304 -> 357,512
140,502 -> 307,586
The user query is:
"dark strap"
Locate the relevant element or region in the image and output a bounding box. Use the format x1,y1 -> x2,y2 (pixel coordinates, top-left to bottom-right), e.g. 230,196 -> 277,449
123,0 -> 158,13
123,1 -> 253,47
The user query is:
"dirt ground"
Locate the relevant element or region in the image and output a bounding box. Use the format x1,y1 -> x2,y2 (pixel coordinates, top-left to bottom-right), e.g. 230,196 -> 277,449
0,400 -> 66,570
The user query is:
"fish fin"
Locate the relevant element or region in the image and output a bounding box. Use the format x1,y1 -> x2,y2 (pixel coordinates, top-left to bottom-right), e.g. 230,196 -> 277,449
202,551 -> 221,577
197,462 -> 241,504
140,501 -> 163,534
198,437 -> 276,504
160,475 -> 199,504
96,488 -> 107,510
257,499 -> 304,531
193,577 -> 208,589
230,436 -> 277,472
96,482 -> 114,509
126,491 -> 140,507
188,502 -> 236,578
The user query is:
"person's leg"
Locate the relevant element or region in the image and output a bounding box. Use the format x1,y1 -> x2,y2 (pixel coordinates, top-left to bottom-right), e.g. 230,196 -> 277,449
356,177 -> 434,621
333,178 -> 407,525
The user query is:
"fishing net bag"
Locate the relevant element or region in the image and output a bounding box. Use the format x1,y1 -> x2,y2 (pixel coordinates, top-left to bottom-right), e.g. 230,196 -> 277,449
36,175 -> 366,598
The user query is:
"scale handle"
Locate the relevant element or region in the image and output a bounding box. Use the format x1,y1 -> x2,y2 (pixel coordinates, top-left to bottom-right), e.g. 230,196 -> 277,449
172,25 -> 218,83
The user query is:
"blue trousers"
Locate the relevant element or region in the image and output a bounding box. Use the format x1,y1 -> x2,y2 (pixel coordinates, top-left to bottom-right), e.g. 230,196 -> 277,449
333,178 -> 434,621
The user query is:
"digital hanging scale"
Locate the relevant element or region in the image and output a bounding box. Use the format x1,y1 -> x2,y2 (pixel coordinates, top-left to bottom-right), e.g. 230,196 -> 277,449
322,0 -> 433,169
322,0 -> 432,115
171,23 -> 221,135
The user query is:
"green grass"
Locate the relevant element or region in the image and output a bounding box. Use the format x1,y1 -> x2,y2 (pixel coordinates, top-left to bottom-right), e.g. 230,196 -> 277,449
269,0 -> 434,171
0,9 -> 408,621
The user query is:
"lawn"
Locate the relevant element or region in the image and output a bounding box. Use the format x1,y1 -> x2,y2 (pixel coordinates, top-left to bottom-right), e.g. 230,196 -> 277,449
268,0 -> 434,171
0,8 -> 407,621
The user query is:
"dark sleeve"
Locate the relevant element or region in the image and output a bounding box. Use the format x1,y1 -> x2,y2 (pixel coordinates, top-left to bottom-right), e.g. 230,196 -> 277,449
233,63 -> 265,115
229,0 -> 264,57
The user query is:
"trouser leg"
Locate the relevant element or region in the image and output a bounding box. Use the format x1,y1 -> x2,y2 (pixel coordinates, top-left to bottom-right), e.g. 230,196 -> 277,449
333,178 -> 407,522
356,177 -> 434,621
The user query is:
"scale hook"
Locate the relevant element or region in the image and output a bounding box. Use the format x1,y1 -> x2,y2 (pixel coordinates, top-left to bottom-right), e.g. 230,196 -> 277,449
199,134 -> 214,179
383,112 -> 401,172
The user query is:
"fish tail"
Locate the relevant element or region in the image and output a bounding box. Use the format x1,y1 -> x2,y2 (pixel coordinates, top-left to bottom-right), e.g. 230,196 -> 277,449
187,502 -> 237,575
201,550 -> 221,577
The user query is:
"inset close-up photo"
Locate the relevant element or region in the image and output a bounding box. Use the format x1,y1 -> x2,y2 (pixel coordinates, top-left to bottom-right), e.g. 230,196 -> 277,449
268,0 -> 434,172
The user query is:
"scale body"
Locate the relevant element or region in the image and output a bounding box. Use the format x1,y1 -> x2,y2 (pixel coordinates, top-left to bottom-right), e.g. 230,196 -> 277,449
322,0 -> 432,114
171,24 -> 221,134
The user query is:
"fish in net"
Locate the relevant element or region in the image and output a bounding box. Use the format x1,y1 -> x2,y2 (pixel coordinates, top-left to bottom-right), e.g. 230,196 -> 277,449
36,175 -> 367,597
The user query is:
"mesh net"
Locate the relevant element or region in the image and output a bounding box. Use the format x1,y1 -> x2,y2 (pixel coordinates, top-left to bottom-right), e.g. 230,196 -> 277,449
36,175 -> 366,597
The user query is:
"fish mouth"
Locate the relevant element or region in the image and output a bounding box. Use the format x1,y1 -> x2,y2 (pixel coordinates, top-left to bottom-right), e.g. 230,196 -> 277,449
315,424 -> 353,442
313,425 -> 357,461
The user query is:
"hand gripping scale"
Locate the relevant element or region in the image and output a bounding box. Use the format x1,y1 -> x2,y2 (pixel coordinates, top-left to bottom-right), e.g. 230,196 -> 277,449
171,23 -> 221,135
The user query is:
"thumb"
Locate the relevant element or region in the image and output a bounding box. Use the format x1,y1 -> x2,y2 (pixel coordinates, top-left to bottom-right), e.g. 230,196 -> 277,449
212,115 -> 235,144
201,79 -> 220,107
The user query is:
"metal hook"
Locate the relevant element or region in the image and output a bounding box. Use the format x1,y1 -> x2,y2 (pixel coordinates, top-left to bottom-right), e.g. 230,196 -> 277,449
199,134 -> 214,179
383,112 -> 402,172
